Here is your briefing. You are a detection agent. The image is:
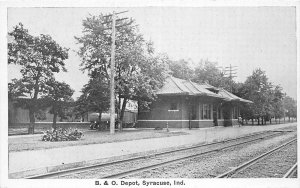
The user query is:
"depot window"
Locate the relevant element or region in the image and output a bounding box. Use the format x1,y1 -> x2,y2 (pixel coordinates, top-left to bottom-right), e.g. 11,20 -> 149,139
170,103 -> 178,110
203,104 -> 212,120
218,107 -> 222,119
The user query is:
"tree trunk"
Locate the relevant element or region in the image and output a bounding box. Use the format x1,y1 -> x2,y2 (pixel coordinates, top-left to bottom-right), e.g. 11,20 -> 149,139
257,118 -> 260,125
266,118 -> 267,125
119,98 -> 128,131
28,75 -> 40,134
52,104 -> 58,129
252,119 -> 254,125
53,112 -> 58,130
98,111 -> 102,123
118,91 -> 122,129
270,118 -> 272,124
98,111 -> 102,130
28,108 -> 35,134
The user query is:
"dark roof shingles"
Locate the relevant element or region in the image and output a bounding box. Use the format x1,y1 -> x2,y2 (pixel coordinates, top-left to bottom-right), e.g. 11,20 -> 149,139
157,76 -> 252,103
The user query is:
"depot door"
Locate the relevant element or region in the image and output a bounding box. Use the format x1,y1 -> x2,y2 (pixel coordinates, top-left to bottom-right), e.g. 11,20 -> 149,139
213,104 -> 218,126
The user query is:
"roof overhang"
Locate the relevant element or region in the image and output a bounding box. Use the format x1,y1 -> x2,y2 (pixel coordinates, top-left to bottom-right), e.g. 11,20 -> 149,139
222,98 -> 253,104
157,92 -> 228,101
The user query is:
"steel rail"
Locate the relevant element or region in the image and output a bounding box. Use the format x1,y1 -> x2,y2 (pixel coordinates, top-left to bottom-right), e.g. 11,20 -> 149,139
215,138 -> 297,178
283,162 -> 297,178
100,132 -> 284,178
25,130 -> 289,179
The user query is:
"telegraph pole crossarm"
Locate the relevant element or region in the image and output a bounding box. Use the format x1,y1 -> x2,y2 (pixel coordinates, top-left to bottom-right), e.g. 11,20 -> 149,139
219,64 -> 238,93
101,17 -> 129,25
103,10 -> 129,18
102,20 -> 134,31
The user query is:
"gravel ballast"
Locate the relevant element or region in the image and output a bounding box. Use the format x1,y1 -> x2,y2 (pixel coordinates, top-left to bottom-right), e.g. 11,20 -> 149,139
232,141 -> 297,178
127,132 -> 297,178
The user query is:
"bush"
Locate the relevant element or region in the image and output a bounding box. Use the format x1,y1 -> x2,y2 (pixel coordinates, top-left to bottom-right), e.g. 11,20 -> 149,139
42,127 -> 83,142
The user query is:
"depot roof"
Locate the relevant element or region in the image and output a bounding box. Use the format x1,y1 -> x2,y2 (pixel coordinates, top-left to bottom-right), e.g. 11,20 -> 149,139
157,76 -> 252,103
217,88 -> 253,103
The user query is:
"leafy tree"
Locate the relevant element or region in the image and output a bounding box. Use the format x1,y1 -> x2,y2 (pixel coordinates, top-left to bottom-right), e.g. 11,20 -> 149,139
58,101 -> 76,122
74,94 -> 89,122
8,79 -> 27,99
8,23 -> 69,134
231,71 -> 290,125
192,60 -> 231,90
283,96 -> 297,121
8,79 -> 48,121
230,82 -> 253,123
42,78 -> 74,129
75,14 -> 168,128
273,100 -> 284,123
242,68 -> 274,124
81,72 -> 110,123
168,59 -> 194,80
269,85 -> 284,123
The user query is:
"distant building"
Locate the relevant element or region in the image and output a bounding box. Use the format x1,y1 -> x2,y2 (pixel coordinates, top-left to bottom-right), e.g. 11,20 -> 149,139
137,76 -> 252,129
9,98 -> 138,126
8,98 -> 78,126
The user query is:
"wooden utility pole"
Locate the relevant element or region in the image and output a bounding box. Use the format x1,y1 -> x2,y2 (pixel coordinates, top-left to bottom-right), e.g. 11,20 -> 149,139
110,11 -> 116,134
101,10 -> 130,134
224,64 -> 237,92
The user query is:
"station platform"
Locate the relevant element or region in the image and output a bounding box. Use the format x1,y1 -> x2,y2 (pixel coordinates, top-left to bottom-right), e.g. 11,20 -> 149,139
8,122 -> 297,178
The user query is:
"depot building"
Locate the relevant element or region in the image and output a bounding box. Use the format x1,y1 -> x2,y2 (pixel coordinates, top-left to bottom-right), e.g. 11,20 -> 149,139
136,76 -> 252,129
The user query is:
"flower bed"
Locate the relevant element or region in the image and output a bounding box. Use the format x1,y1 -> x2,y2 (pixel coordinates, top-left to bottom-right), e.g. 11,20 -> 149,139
42,127 -> 83,142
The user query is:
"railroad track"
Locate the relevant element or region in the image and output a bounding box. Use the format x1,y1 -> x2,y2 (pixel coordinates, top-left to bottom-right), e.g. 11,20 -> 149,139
283,163 -> 297,178
25,129 -> 293,179
215,138 -> 297,178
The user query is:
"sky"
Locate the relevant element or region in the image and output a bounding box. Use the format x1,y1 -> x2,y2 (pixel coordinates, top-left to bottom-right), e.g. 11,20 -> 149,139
7,7 -> 297,99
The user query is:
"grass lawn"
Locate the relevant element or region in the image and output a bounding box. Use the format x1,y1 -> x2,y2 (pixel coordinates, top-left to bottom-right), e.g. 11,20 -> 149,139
9,128 -> 44,136
9,129 -> 189,152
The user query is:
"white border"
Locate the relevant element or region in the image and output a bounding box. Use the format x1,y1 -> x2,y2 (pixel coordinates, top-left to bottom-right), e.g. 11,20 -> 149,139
138,119 -> 214,121
1,1 -> 299,188
0,0 -> 299,7
137,119 -> 237,121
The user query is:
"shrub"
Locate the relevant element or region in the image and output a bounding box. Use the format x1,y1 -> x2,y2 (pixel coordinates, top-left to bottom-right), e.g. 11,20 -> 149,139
42,127 -> 83,142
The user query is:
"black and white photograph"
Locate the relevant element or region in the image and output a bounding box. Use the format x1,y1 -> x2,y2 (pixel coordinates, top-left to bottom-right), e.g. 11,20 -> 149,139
0,0 -> 299,188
